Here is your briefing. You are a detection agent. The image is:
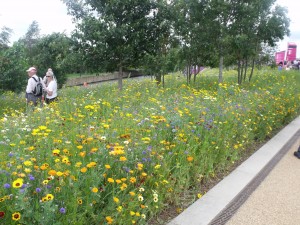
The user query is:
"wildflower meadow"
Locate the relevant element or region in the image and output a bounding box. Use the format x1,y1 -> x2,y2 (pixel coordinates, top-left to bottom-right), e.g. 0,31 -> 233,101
0,69 -> 299,224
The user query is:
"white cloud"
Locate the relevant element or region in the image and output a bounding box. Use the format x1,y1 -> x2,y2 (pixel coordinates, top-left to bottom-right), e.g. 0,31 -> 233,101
0,0 -> 75,43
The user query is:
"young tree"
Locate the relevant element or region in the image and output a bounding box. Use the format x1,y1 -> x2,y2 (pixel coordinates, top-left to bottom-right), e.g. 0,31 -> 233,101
63,0 -> 161,90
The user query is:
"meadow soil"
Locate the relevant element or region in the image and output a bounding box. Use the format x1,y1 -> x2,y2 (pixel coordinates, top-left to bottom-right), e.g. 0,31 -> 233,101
147,136 -> 274,225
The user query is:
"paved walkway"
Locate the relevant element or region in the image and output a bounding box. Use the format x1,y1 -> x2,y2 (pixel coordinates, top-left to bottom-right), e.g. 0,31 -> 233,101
226,138 -> 300,225
168,116 -> 300,225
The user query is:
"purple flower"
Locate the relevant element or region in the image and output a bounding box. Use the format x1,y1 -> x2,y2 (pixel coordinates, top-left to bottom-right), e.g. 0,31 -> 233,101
29,176 -> 35,180
4,183 -> 10,188
36,188 -> 41,193
59,207 -> 66,214
8,152 -> 13,157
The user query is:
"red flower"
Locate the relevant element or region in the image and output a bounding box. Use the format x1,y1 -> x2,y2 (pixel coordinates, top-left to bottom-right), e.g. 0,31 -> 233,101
0,211 -> 5,218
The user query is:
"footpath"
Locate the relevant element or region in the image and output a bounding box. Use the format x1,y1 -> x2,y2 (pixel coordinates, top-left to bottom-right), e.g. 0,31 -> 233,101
168,116 -> 300,225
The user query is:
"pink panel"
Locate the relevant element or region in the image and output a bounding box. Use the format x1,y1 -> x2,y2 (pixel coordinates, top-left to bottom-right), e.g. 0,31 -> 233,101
286,42 -> 297,61
275,51 -> 285,64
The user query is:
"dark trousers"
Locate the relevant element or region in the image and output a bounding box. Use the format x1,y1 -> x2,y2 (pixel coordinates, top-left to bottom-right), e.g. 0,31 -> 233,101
46,97 -> 57,104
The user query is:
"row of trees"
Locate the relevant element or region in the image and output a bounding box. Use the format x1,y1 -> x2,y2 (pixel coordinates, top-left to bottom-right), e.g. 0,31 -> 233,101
0,0 -> 290,92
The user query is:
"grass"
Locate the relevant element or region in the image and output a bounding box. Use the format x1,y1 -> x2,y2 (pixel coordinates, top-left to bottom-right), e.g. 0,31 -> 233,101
0,68 -> 299,224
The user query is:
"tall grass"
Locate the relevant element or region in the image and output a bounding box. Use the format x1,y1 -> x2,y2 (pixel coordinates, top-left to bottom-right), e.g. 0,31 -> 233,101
0,69 -> 299,224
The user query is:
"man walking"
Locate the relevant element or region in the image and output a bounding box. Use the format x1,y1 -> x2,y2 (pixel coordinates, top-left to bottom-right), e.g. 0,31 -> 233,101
25,66 -> 45,109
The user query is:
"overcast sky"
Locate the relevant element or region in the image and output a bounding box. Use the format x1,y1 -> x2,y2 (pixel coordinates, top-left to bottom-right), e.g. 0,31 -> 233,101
0,0 -> 75,42
0,0 -> 299,56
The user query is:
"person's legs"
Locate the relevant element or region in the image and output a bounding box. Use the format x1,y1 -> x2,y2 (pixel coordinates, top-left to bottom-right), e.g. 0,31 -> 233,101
46,97 -> 57,104
294,145 -> 300,159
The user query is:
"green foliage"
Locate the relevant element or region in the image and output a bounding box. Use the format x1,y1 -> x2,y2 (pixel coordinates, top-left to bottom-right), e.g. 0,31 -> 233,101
0,42 -> 27,92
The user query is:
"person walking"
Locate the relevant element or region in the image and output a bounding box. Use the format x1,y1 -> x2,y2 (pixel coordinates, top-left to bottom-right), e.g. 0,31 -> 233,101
25,66 -> 46,109
44,70 -> 58,104
294,145 -> 300,159
42,68 -> 53,100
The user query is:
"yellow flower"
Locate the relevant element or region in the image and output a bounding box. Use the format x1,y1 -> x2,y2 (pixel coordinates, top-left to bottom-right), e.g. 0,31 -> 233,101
12,212 -> 21,221
105,164 -> 111,169
86,137 -> 93,142
154,164 -> 161,169
129,177 -> 136,183
23,160 -> 32,166
24,168 -> 31,173
79,151 -> 86,157
77,199 -> 83,204
116,179 -> 122,184
120,156 -> 127,162
42,180 -> 49,185
55,187 -> 61,192
92,187 -> 98,193
39,125 -> 47,130
18,173 -> 26,178
87,162 -> 97,168
113,197 -> 119,203
106,216 -> 113,224
28,146 -> 35,151
130,211 -> 136,216
12,178 -> 23,188
107,178 -> 115,183
129,192 -> 135,196
120,183 -> 127,190
46,194 -> 54,200
52,149 -> 60,156
80,167 -> 87,173
90,147 -> 98,153
137,163 -> 143,170
75,162 -> 82,167
56,171 -> 64,177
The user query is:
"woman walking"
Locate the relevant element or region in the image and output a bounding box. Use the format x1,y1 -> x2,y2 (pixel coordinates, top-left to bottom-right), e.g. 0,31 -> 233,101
44,70 -> 58,104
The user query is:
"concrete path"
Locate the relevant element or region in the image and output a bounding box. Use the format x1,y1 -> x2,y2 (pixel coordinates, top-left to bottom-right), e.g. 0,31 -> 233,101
226,138 -> 300,225
168,116 -> 300,225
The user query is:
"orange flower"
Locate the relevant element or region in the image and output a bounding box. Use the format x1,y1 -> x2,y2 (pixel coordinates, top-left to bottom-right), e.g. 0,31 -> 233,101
187,156 -> 194,162
106,216 -> 113,224
48,170 -> 57,176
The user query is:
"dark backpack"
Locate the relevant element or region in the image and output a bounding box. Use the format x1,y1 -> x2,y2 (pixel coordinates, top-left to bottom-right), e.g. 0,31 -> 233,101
31,76 -> 43,96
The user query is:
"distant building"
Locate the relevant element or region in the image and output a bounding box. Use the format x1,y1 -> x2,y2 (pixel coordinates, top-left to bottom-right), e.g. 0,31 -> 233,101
275,42 -> 297,64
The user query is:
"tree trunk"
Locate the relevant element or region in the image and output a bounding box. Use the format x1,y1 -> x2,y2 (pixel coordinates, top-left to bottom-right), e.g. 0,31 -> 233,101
243,59 -> 248,81
118,66 -> 123,90
219,56 -> 223,83
238,60 -> 241,84
155,74 -> 161,85
249,58 -> 255,82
